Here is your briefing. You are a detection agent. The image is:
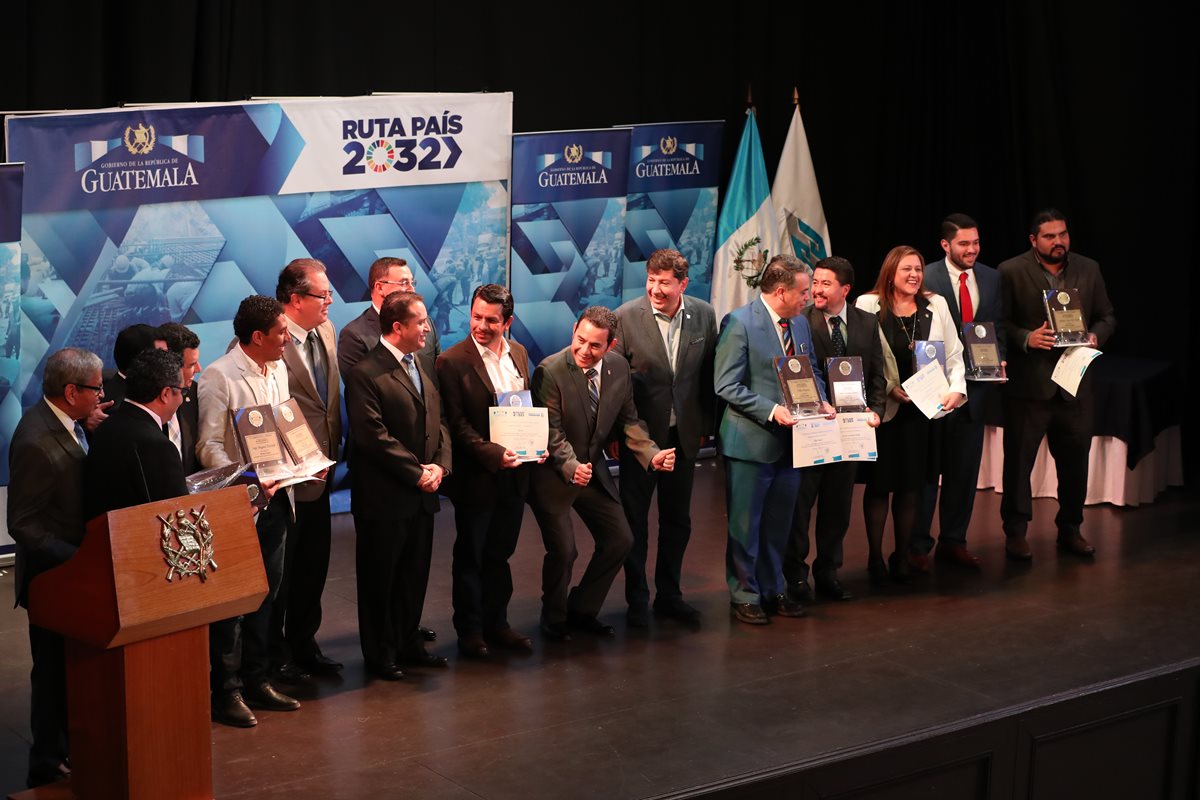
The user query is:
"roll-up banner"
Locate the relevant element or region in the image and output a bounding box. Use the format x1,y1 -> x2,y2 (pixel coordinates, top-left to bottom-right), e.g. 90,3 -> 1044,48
1,161 -> 24,554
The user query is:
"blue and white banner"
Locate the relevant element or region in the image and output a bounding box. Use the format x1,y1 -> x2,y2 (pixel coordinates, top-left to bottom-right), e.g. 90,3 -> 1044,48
772,104 -> 830,269
621,121 -> 723,303
1,162 -> 24,551
509,128 -> 630,363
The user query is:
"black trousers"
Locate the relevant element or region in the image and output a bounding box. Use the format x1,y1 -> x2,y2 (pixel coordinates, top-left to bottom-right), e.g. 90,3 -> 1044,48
451,471 -> 526,637
1001,392 -> 1093,537
913,410 -> 987,552
210,490 -> 289,693
620,428 -> 695,608
354,512 -> 434,667
26,622 -> 67,788
270,481 -> 333,665
784,462 -> 856,584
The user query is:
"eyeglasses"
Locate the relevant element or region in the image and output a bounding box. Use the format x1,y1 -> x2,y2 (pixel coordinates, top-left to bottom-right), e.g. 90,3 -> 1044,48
71,383 -> 104,394
167,385 -> 188,394
303,291 -> 334,301
377,279 -> 414,288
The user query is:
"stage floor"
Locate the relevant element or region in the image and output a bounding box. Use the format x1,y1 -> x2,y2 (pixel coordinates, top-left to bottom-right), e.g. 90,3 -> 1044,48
1,462 -> 1196,798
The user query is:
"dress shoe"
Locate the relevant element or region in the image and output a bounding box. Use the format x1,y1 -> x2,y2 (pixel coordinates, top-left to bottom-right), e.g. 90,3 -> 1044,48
457,634 -> 490,659
419,626 -> 437,642
814,576 -> 853,601
243,681 -> 300,712
906,551 -> 932,574
485,627 -> 534,651
626,603 -> 650,628
653,597 -> 701,625
867,557 -> 889,586
566,612 -> 616,636
372,662 -> 406,681
888,553 -> 912,585
26,761 -> 70,788
1005,535 -> 1033,561
273,662 -> 312,683
401,650 -> 449,668
730,603 -> 769,625
936,543 -> 982,569
771,594 -> 807,618
297,653 -> 343,675
212,690 -> 257,728
1057,532 -> 1096,557
787,580 -> 814,603
540,621 -> 572,642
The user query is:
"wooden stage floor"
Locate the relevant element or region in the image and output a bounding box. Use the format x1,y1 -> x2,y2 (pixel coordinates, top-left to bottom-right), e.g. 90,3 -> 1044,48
1,462 -> 1196,798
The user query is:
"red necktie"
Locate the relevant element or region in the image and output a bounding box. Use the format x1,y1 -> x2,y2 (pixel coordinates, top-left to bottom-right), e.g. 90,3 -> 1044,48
958,272 -> 974,324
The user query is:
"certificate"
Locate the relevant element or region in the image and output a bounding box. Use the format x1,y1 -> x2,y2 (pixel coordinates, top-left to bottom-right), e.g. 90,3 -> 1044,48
1051,346 -> 1102,397
489,406 -> 549,462
837,413 -> 878,461
792,416 -> 843,467
902,360 -> 952,420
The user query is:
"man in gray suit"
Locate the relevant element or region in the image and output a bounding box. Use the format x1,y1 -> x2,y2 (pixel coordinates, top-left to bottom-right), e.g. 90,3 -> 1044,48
530,307 -> 676,641
613,249 -> 716,627
7,347 -> 104,788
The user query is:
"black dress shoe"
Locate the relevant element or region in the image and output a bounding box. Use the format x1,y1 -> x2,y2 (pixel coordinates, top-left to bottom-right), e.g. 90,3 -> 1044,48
401,650 -> 449,668
787,581 -> 814,603
297,653 -> 343,675
540,621 -> 572,642
243,681 -> 300,712
567,612 -> 616,636
626,604 -> 650,628
815,576 -> 853,601
372,662 -> 405,681
771,594 -> 807,618
887,553 -> 912,585
212,690 -> 257,728
1005,535 -> 1033,561
730,602 -> 769,625
653,597 -> 701,625
273,662 -> 312,683
419,626 -> 437,642
485,627 -> 534,651
457,634 -> 490,659
867,557 -> 889,586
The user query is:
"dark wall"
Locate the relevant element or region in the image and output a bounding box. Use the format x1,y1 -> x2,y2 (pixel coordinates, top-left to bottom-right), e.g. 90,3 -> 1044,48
4,1 -> 1196,455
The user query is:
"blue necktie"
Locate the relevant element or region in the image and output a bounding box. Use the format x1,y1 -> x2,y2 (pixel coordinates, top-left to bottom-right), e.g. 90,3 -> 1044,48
585,367 -> 599,424
73,421 -> 89,454
779,319 -> 795,356
403,353 -> 423,396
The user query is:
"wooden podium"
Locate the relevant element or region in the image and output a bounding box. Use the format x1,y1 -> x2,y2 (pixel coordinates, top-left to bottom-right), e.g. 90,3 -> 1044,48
11,487 -> 267,800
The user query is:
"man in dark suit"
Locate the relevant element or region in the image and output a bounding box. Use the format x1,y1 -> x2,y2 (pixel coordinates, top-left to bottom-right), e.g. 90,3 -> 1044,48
7,347 -> 104,788
83,348 -> 189,519
998,209 -> 1116,560
715,255 -> 831,625
271,259 -> 344,681
613,249 -> 716,628
910,214 -> 1004,570
345,291 -> 452,681
157,322 -> 202,475
784,256 -> 884,603
530,307 -> 676,641
85,323 -> 164,434
437,284 -> 536,658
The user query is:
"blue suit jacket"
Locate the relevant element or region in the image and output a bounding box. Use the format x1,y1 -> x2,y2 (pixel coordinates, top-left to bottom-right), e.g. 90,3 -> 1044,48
715,298 -> 827,463
924,258 -> 1003,421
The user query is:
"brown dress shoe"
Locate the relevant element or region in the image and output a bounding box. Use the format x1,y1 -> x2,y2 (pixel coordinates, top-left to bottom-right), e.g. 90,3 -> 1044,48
1057,532 -> 1095,557
906,552 -> 932,574
1005,536 -> 1033,561
730,603 -> 769,625
457,634 -> 490,659
936,543 -> 982,569
485,627 -> 534,651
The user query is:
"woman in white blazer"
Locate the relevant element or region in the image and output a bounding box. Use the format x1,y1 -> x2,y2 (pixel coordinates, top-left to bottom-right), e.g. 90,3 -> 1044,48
854,246 -> 966,585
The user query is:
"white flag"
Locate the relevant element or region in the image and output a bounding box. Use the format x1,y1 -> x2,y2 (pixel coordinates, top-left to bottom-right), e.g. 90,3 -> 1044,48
772,104 -> 830,268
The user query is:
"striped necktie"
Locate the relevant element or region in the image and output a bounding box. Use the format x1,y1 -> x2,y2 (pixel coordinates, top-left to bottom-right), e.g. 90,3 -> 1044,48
779,319 -> 795,356
585,367 -> 599,423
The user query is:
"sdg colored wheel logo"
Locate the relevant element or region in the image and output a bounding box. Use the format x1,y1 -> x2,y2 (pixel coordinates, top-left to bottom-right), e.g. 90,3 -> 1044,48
365,139 -> 395,173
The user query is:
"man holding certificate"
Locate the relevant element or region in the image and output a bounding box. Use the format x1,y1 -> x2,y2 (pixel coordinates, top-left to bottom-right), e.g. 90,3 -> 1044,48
436,284 -> 537,659
998,209 -> 1115,560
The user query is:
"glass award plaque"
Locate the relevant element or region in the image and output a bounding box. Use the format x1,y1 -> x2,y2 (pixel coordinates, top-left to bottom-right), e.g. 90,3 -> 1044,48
272,398 -> 336,476
962,322 -> 1006,382
231,404 -> 290,481
774,355 -> 823,419
826,356 -> 867,412
496,389 -> 533,407
913,340 -> 947,375
185,462 -> 268,511
1043,288 -> 1089,347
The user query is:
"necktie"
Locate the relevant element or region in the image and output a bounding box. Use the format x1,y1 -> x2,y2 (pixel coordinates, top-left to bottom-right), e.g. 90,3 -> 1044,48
161,421 -> 170,437
779,319 -> 795,356
403,353 -> 423,396
73,421 -> 89,454
585,367 -> 599,423
306,330 -> 329,404
958,272 -> 974,324
830,316 -> 847,358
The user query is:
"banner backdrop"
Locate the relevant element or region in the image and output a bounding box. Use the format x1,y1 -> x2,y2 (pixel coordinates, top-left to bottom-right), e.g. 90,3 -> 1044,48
621,121 -> 723,304
509,129 -> 630,363
0,163 -> 22,554
2,95 -> 513,487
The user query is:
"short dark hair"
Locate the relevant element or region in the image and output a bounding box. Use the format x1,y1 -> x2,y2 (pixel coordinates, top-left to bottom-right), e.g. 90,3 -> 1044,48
941,213 -> 979,242
813,256 -> 855,288
113,323 -> 163,372
157,322 -> 199,354
276,258 -> 326,303
233,295 -> 285,345
646,249 -> 689,281
1030,208 -> 1067,236
471,283 -> 514,321
575,306 -> 618,343
368,256 -> 408,288
125,348 -> 183,404
379,291 -> 424,335
760,254 -> 809,294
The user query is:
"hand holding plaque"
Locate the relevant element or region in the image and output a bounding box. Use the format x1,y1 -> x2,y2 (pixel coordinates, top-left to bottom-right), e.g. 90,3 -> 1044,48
962,322 -> 1006,382
1043,288 -> 1089,347
826,356 -> 867,412
774,355 -> 823,420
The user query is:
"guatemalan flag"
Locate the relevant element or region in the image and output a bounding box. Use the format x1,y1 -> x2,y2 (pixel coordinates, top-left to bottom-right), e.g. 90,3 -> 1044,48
772,102 -> 831,269
711,109 -> 780,322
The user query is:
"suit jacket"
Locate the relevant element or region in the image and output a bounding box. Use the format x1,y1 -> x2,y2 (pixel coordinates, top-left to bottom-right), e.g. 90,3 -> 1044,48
613,295 -> 717,460
998,249 -> 1116,400
344,342 -> 451,521
714,298 -> 828,464
435,336 -> 532,506
281,319 -> 342,502
805,304 -> 887,418
175,382 -> 200,474
530,347 -> 659,514
196,346 -> 292,470
83,402 -> 189,521
855,292 -> 968,423
924,258 -> 1003,421
101,371 -> 127,408
337,305 -> 441,388
6,400 -> 85,608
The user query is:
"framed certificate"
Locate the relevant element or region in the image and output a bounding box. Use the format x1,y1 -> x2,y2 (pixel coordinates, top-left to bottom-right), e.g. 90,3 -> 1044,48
774,355 -> 823,419
273,398 -> 322,464
826,356 -> 867,412
962,322 -> 1006,382
231,405 -> 289,480
1043,288 -> 1090,347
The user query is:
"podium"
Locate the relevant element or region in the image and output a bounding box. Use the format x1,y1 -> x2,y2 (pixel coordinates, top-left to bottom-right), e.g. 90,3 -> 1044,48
11,487 -> 267,800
